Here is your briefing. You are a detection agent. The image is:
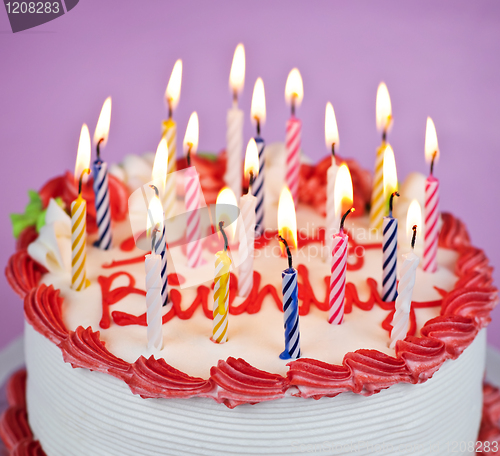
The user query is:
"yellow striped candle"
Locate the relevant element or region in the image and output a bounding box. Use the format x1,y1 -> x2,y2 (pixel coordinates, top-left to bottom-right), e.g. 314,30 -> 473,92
161,118 -> 177,218
71,172 -> 90,291
370,82 -> 392,230
162,59 -> 182,219
212,222 -> 232,344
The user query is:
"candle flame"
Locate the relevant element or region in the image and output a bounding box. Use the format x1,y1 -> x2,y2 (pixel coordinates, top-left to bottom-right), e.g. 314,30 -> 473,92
152,137 -> 169,196
383,144 -> 398,203
147,194 -> 164,235
229,43 -> 245,94
285,68 -> 304,108
425,117 -> 439,164
244,138 -> 259,182
93,97 -> 111,147
165,59 -> 183,112
325,101 -> 339,150
407,199 -> 422,241
334,164 -> 353,218
278,186 -> 297,251
216,187 -> 238,241
251,77 -> 266,126
183,112 -> 199,156
376,82 -> 392,133
74,124 -> 91,187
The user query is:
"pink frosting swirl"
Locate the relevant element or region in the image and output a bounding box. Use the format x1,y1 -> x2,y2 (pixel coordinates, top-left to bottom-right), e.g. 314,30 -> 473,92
5,251 -> 46,299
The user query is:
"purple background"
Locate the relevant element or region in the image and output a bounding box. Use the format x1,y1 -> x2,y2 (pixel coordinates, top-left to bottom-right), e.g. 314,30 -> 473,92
1,0 -> 499,350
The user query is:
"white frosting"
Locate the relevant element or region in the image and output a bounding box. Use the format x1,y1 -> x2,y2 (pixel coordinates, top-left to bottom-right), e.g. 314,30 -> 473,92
38,206 -> 458,379
25,323 -> 485,456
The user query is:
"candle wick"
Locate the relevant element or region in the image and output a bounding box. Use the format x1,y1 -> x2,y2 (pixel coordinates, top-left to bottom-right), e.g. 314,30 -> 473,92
411,225 -> 417,249
149,184 -> 160,198
340,207 -> 355,232
96,138 -> 104,160
430,151 -> 437,176
331,143 -> 336,158
78,168 -> 90,195
291,95 -> 296,117
232,90 -> 238,107
168,99 -> 173,120
219,221 -> 229,251
187,145 -> 192,167
248,171 -> 255,195
151,226 -> 160,252
382,130 -> 387,143
256,117 -> 261,137
389,192 -> 400,217
278,235 -> 293,269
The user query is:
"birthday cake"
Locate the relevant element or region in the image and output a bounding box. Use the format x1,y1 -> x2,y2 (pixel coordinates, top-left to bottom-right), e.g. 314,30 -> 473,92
1,140 -> 499,456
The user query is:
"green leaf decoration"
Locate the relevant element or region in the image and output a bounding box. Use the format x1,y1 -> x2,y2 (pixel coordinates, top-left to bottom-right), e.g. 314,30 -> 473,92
10,190 -> 44,239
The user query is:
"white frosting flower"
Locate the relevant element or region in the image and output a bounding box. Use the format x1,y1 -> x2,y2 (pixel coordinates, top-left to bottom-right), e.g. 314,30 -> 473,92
27,199 -> 71,273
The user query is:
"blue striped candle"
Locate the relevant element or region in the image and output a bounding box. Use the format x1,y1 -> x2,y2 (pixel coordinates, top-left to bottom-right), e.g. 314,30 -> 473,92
92,158 -> 112,250
382,192 -> 399,302
280,267 -> 301,360
253,137 -> 265,236
154,223 -> 168,307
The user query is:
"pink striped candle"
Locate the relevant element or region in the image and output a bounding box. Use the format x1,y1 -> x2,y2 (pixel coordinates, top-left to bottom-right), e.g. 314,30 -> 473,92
285,117 -> 301,205
284,69 -> 303,205
423,117 -> 440,273
184,166 -> 203,268
423,175 -> 439,272
328,208 -> 354,324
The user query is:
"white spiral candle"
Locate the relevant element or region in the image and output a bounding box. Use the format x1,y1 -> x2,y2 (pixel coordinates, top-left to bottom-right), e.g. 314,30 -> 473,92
238,192 -> 256,297
225,107 -> 244,199
145,252 -> 164,351
390,250 -> 419,349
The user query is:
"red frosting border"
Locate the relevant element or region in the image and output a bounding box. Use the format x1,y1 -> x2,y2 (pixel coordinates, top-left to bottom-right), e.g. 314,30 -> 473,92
4,212 -> 499,407
2,369 -> 500,455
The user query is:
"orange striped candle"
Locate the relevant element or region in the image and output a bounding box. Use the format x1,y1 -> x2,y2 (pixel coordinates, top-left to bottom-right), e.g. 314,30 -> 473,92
212,222 -> 232,344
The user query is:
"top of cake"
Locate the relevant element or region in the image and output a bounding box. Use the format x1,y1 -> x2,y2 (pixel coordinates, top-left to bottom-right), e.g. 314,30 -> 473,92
7,144 -> 498,408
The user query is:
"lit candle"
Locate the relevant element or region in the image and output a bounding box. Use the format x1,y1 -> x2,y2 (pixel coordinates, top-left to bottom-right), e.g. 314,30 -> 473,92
329,208 -> 355,324
212,221 -> 232,344
370,82 -> 392,230
162,59 -> 182,219
382,145 -> 399,302
423,117 -> 440,273
71,125 -> 91,291
285,69 -> 304,205
250,77 -> 266,236
145,196 -> 164,351
390,225 -> 420,349
92,97 -> 112,250
225,44 -> 245,200
324,101 -> 340,260
238,139 -> 258,297
278,187 -> 300,359
183,112 -> 203,268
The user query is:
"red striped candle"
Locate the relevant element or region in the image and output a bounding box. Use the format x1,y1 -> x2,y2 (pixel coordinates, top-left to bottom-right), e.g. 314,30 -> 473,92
285,116 -> 301,205
328,208 -> 354,324
284,69 -> 303,205
423,176 -> 439,272
423,117 -> 440,273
